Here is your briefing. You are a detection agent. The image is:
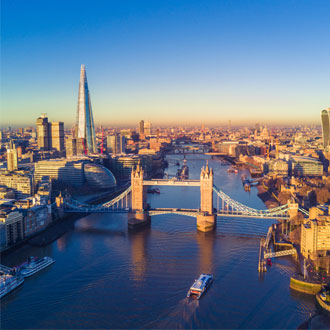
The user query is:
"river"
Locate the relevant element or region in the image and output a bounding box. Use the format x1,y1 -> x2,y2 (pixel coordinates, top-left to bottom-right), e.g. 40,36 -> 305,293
1,154 -> 321,329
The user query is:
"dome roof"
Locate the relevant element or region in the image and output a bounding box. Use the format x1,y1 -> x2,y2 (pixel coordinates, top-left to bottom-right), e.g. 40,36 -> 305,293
84,163 -> 117,189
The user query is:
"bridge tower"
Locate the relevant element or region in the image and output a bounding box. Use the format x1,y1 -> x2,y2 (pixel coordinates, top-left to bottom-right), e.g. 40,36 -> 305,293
197,162 -> 216,232
288,198 -> 299,219
128,164 -> 150,228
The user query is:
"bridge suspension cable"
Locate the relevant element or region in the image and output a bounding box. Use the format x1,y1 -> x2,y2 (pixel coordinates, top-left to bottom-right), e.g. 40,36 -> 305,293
64,186 -> 132,212
213,185 -> 290,217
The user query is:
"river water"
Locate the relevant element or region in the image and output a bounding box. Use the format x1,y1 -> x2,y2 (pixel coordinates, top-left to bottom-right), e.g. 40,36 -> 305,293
1,155 -> 321,329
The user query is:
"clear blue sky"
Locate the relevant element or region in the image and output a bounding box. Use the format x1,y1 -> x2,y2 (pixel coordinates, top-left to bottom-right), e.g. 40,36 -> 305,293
1,0 -> 330,127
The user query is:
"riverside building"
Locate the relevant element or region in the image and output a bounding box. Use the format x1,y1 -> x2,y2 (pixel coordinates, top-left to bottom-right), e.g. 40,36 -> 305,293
34,159 -> 84,186
301,207 -> 330,259
0,207 -> 24,250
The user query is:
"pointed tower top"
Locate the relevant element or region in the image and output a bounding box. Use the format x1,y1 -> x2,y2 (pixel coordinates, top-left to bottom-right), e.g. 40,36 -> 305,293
205,160 -> 209,174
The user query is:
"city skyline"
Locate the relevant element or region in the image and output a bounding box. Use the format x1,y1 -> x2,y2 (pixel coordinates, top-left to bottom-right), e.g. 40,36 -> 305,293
2,0 -> 330,127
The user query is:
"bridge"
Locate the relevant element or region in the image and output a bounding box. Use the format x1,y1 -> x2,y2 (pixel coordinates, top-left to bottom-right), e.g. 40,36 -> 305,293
61,162 -> 308,232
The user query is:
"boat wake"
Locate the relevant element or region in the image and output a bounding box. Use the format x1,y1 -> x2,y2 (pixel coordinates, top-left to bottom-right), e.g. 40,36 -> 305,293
142,297 -> 199,329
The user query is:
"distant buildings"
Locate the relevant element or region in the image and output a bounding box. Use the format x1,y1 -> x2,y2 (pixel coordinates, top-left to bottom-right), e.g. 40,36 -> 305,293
75,65 -> 97,154
321,108 -> 330,148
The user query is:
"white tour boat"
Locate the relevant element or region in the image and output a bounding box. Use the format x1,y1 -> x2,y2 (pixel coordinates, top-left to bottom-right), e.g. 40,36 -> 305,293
187,274 -> 213,299
0,274 -> 24,299
19,256 -> 55,278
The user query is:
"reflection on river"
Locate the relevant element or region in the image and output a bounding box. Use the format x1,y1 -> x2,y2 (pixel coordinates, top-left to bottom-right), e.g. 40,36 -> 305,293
1,155 -> 322,329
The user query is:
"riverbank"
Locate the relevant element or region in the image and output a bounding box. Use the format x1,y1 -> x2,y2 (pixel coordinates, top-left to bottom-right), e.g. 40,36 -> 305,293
316,293 -> 330,314
27,188 -> 126,247
256,181 -> 279,209
1,188 -> 127,254
290,275 -> 323,295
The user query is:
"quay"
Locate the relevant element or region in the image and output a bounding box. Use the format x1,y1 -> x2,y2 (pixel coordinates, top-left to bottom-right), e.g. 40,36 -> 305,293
290,275 -> 323,295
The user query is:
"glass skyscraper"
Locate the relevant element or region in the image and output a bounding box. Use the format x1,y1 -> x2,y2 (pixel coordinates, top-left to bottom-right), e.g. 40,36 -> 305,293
76,64 -> 97,154
321,109 -> 330,148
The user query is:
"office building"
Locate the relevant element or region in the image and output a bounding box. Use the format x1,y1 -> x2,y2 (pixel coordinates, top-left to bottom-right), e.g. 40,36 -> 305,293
65,138 -> 77,157
139,120 -> 144,135
23,204 -> 51,238
34,159 -> 84,186
107,134 -> 126,154
76,64 -> 97,154
0,207 -> 24,250
291,156 -> 323,177
0,171 -> 34,199
301,208 -> 330,259
321,108 -> 330,148
36,114 -> 50,150
36,115 -> 65,152
50,122 -> 64,151
144,121 -> 151,136
7,141 -> 18,172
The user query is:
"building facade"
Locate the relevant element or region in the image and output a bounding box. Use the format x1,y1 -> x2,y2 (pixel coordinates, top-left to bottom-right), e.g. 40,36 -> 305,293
291,157 -> 323,177
34,159 -> 84,186
0,171 -> 34,199
0,208 -> 24,250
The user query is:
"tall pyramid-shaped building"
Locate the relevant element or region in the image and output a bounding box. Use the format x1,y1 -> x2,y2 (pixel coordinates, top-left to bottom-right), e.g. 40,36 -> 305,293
76,64 -> 97,154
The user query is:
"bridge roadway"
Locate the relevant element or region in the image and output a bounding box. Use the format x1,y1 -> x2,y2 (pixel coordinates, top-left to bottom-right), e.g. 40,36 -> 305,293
148,208 -> 199,217
143,179 -> 200,186
64,204 -> 290,219
216,211 -> 289,219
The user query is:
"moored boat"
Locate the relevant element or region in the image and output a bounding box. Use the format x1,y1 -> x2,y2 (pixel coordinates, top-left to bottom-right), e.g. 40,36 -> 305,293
0,274 -> 24,299
187,274 -> 213,299
19,256 -> 55,278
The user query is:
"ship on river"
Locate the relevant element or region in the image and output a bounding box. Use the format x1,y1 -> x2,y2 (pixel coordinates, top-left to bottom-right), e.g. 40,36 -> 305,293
177,158 -> 189,179
241,175 -> 251,191
0,274 -> 24,299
